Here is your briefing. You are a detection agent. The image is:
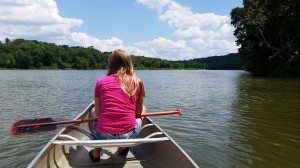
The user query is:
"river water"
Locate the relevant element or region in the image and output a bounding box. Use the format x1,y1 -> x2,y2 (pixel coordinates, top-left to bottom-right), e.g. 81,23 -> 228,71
0,70 -> 299,168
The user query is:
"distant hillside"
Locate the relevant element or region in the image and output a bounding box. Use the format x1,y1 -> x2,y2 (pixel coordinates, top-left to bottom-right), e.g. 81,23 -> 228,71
196,53 -> 244,70
0,38 -> 244,70
178,53 -> 244,70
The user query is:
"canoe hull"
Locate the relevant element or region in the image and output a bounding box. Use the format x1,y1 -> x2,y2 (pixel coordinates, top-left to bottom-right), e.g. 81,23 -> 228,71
27,103 -> 199,168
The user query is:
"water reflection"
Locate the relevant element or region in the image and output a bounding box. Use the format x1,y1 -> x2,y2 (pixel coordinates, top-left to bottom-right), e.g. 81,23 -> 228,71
230,74 -> 300,168
140,70 -> 248,167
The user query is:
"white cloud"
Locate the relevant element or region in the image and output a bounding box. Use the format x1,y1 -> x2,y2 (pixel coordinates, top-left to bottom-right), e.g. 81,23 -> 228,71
177,23 -> 238,56
1,0 -> 194,60
174,24 -> 233,39
0,0 -> 83,42
137,0 -> 239,57
0,0 -> 239,61
70,32 -> 124,51
136,0 -> 171,13
191,39 -> 238,56
64,32 -> 196,60
0,0 -> 31,6
0,0 -> 128,53
132,37 -> 195,60
159,2 -> 229,29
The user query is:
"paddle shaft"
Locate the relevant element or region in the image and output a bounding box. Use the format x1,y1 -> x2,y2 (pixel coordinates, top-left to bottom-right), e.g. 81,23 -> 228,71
141,109 -> 182,117
15,118 -> 96,128
15,109 -> 182,129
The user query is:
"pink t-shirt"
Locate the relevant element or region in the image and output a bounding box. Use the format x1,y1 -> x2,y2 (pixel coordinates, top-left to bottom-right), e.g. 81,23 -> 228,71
94,74 -> 144,134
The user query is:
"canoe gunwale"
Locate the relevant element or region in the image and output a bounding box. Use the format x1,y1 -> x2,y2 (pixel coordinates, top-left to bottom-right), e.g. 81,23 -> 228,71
26,102 -> 94,168
26,102 -> 199,168
145,117 -> 199,168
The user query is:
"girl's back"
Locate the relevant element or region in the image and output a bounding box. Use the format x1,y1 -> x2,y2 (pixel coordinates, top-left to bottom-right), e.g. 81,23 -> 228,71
95,74 -> 140,134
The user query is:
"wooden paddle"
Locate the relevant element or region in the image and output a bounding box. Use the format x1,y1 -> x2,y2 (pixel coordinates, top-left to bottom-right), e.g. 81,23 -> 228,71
10,109 -> 182,136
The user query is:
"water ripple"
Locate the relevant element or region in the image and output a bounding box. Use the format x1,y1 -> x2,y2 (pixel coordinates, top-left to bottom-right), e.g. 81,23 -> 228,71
0,70 -> 299,168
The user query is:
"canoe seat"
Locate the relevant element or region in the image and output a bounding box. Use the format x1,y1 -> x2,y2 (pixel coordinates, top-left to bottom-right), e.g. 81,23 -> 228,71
52,123 -> 169,148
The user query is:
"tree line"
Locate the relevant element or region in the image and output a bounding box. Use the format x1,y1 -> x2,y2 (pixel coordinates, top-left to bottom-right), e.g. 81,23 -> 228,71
0,38 -> 242,70
231,0 -> 299,76
186,53 -> 244,70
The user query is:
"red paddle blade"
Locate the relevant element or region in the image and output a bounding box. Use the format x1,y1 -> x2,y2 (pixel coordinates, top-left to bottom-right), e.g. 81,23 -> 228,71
10,117 -> 58,136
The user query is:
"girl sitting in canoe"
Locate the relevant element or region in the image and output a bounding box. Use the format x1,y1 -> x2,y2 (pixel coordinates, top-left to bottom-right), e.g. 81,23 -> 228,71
90,49 -> 146,162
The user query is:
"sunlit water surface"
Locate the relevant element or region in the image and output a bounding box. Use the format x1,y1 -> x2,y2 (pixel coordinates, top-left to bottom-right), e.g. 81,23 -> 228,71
0,70 -> 299,167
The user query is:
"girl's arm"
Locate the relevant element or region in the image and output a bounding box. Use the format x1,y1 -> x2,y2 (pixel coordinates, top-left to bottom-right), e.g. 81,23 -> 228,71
136,94 -> 144,117
94,96 -> 100,117
136,81 -> 145,118
94,80 -> 101,117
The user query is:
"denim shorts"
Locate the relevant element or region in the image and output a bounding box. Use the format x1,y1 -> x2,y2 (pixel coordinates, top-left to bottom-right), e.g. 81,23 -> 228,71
91,123 -> 141,140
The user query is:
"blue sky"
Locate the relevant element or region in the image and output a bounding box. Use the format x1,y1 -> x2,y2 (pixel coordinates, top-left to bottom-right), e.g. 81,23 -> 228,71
0,0 -> 243,60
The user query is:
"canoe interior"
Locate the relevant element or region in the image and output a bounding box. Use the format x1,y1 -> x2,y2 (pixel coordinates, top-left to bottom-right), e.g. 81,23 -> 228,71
28,103 -> 198,168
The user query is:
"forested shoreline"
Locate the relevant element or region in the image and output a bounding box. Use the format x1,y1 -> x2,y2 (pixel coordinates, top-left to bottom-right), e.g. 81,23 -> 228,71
231,0 -> 299,77
0,38 -> 243,70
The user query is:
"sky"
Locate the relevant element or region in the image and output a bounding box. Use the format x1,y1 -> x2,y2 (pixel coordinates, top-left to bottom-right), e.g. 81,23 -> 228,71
0,0 -> 243,60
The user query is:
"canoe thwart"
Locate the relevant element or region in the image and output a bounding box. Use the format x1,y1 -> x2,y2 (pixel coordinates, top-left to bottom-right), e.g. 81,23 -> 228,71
140,123 -> 154,131
53,133 -> 169,148
58,134 -> 79,141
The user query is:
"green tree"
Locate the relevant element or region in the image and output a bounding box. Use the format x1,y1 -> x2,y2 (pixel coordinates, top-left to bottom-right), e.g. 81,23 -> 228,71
0,38 -> 244,70
15,50 -> 32,69
0,53 -> 16,68
5,38 -> 11,44
231,0 -> 299,76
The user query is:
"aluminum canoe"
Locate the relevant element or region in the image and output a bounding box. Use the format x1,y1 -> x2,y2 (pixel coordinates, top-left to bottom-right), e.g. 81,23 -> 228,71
27,102 -> 199,168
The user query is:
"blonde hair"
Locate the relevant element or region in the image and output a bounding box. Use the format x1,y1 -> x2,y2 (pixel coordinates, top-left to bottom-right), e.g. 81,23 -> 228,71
107,49 -> 141,96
